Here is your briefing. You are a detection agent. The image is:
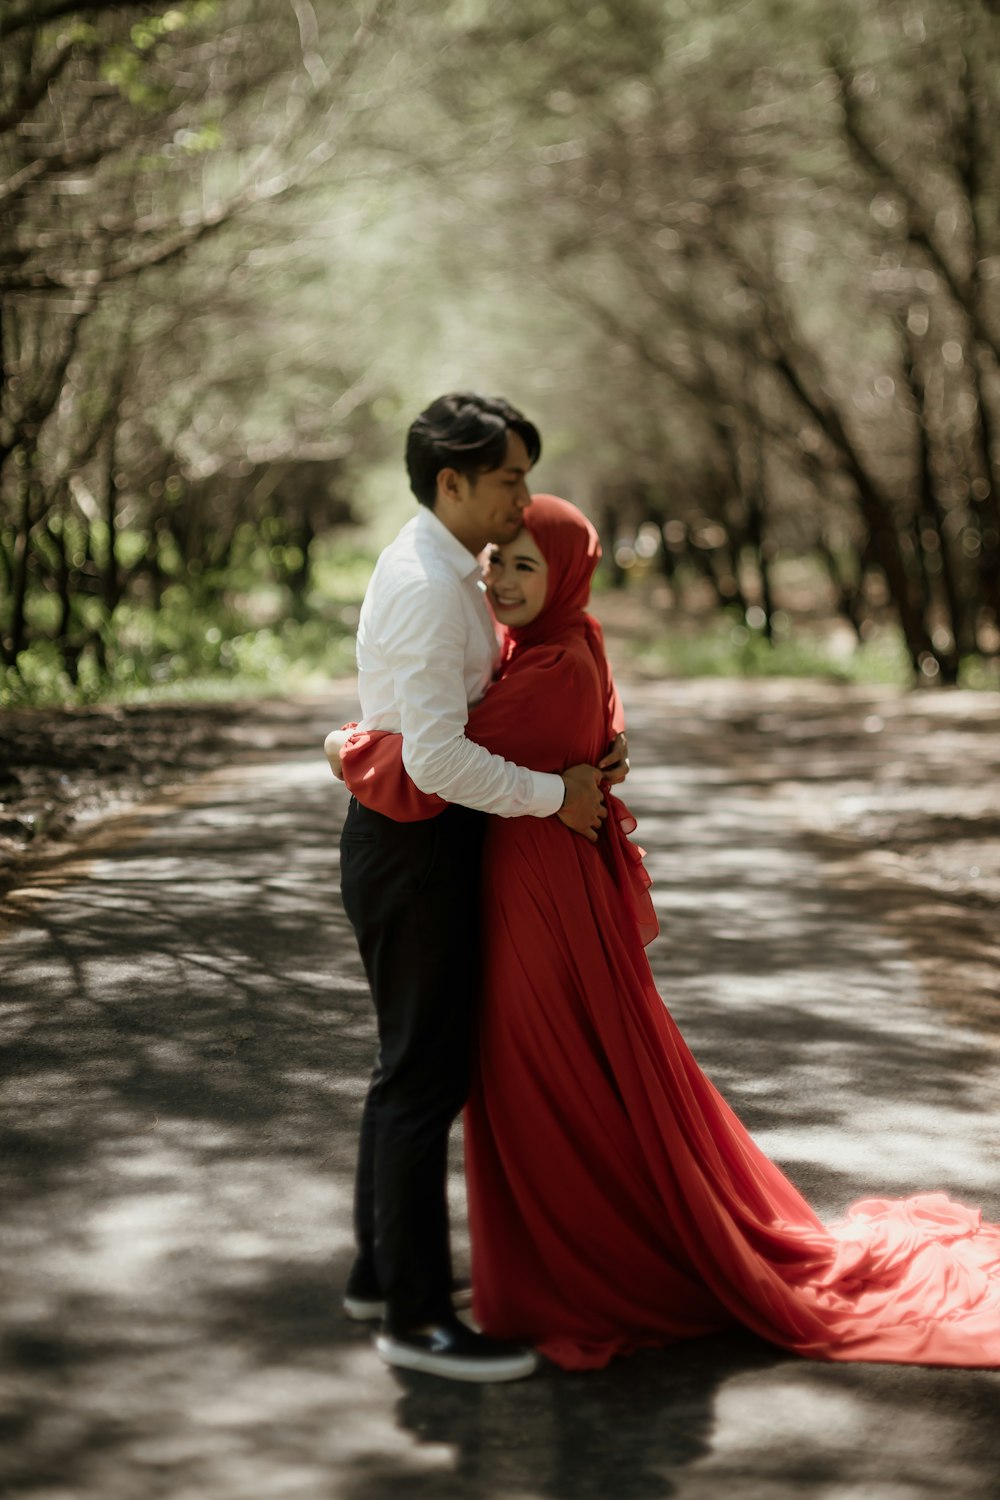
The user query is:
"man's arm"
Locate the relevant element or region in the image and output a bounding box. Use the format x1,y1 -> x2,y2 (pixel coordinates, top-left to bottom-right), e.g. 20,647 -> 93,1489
380,579 -> 604,834
557,764 -> 607,841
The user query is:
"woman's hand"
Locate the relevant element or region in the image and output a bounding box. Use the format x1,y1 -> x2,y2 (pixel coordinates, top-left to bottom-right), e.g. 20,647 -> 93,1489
599,730 -> 629,786
324,728 -> 350,781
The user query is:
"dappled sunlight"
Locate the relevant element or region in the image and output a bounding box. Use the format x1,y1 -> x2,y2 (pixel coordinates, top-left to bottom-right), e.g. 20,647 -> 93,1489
0,736 -> 392,1493
617,707 -> 1000,1218
694,1364 -> 996,1498
4,0 -> 1000,1481
8,1323 -> 450,1499
714,1374 -> 897,1454
754,1114 -> 997,1194
2,680 -> 999,1495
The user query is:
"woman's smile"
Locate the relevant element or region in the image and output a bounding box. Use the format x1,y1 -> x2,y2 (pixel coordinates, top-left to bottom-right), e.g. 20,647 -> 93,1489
484,528 -> 549,625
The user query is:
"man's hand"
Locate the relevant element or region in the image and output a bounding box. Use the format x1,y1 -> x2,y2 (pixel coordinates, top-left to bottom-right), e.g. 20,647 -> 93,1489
324,728 -> 350,781
598,730 -> 630,786
557,763 -> 607,842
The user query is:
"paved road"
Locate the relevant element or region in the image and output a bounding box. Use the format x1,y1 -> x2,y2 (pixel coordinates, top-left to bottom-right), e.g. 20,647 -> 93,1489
1,683 -> 998,1500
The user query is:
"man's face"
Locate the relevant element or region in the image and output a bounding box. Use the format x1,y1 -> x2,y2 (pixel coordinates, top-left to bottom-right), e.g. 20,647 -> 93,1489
445,429 -> 533,552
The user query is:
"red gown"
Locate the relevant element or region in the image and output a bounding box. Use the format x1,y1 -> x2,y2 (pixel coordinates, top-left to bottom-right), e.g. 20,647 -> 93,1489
341,496 -> 1000,1371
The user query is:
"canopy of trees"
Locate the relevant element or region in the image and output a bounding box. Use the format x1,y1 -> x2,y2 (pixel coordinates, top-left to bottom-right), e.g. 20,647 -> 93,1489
2,0 -> 998,695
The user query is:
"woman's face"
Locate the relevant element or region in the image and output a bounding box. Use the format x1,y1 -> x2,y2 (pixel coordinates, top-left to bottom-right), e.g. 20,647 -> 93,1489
484,529 -> 548,627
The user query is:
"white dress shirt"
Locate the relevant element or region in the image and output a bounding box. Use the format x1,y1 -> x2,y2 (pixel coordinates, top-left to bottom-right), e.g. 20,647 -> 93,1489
355,505 -> 564,818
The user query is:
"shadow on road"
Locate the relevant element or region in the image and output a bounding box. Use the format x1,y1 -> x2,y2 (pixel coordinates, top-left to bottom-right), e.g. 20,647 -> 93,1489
1,686 -> 999,1497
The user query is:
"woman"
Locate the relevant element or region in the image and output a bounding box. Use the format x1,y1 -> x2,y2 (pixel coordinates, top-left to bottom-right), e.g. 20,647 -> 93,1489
332,494 -> 1000,1370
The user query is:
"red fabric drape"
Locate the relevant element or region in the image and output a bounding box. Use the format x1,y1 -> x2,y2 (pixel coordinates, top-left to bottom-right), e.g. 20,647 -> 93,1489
337,494 -> 1000,1370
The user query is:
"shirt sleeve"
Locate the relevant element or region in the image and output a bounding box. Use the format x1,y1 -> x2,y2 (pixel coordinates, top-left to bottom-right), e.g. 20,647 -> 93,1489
379,576 -> 565,818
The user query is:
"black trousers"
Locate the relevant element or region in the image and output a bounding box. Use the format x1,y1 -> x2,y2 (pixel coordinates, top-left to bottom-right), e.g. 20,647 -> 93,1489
339,795 -> 486,1332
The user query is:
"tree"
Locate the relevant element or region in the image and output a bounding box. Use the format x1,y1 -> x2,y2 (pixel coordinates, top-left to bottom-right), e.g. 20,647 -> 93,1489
1,0 -> 396,682
370,0 -> 1000,678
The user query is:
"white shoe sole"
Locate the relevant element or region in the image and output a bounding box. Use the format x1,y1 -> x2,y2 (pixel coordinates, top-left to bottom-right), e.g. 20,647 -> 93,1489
343,1294 -> 387,1321
343,1285 -> 474,1323
376,1334 -> 538,1383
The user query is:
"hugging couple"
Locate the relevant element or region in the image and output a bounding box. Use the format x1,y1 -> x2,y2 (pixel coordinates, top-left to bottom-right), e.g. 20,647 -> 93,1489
327,391 -> 1000,1383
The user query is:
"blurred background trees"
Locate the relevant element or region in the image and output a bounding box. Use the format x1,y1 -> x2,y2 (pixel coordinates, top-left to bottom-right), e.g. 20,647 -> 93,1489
2,0 -> 998,701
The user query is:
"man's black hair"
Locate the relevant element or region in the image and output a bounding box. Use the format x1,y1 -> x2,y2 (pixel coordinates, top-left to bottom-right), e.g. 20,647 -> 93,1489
405,392 -> 542,508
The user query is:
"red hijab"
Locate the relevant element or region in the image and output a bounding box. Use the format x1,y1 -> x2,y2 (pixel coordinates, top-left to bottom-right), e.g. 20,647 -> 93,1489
499,494 -> 623,746
504,494 -> 603,656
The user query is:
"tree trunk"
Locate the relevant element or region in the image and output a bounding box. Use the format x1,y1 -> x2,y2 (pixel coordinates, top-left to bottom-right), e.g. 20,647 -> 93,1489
903,328 -> 972,670
768,346 -> 937,674
5,453 -> 36,664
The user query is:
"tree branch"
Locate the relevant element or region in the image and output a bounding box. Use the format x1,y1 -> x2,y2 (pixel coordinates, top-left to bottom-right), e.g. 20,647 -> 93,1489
830,52 -> 1000,365
0,36 -> 81,136
0,0 -> 175,42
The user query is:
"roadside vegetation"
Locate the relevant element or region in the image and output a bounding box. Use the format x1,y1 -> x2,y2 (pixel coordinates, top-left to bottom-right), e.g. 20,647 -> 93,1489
2,0 -> 998,706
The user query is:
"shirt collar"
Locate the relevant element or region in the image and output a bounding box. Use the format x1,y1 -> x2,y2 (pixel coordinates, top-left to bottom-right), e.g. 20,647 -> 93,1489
415,504 -> 484,582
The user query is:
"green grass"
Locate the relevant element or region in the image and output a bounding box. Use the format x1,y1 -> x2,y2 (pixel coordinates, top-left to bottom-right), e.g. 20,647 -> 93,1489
0,611 -> 360,708
622,616 -> 970,688
5,551 -> 999,706
0,541 -> 374,709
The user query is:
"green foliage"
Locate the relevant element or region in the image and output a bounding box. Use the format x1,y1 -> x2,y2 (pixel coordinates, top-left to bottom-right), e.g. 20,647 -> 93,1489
176,122 -> 224,154
958,655 -> 1000,692
0,543 -> 373,709
0,603 -> 357,708
5,0 -> 999,700
101,3 -> 215,108
309,540 -> 375,604
101,47 -> 171,110
628,615 -> 914,685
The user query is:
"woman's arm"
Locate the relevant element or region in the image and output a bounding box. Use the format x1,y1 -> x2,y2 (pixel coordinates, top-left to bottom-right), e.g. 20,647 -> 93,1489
599,729 -> 629,786
324,727 -> 350,780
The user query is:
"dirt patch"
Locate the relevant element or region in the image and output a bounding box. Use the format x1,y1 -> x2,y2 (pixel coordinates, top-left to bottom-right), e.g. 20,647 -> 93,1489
0,688 -> 355,892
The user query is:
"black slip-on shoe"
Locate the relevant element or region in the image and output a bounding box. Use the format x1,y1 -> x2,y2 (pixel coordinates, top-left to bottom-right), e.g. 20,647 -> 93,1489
343,1277 -> 473,1323
376,1316 -> 538,1383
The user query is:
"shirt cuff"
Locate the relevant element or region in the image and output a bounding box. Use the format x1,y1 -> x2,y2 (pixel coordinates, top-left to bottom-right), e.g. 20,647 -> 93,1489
528,771 -> 565,818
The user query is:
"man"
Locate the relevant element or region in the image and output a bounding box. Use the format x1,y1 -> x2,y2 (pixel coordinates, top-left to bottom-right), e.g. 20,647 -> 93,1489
335,392 -> 608,1382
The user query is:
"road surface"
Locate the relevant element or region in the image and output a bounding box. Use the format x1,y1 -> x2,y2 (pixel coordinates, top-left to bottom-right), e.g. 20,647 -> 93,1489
1,681 -> 998,1500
